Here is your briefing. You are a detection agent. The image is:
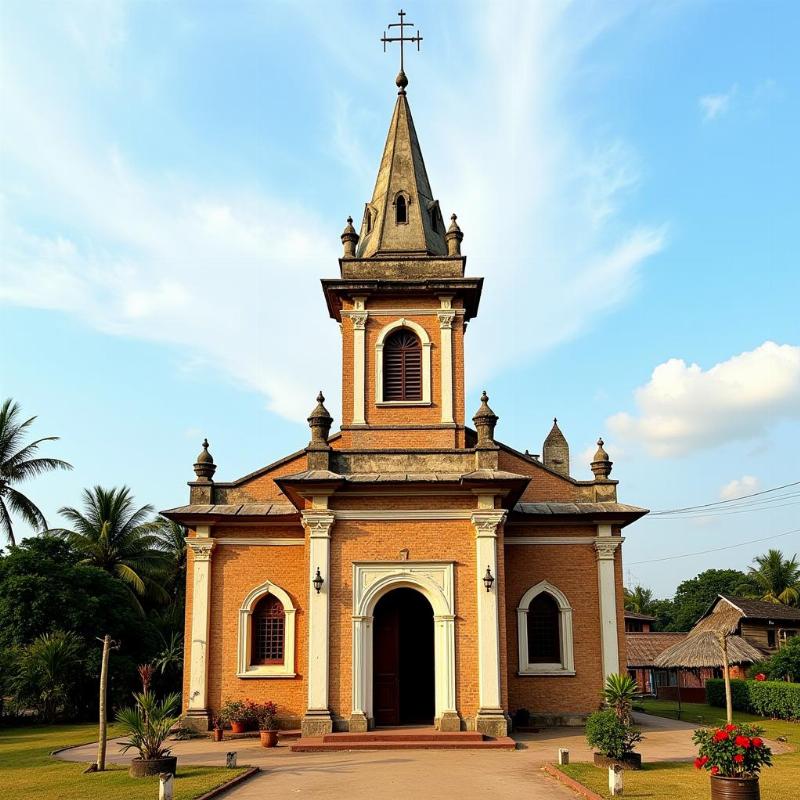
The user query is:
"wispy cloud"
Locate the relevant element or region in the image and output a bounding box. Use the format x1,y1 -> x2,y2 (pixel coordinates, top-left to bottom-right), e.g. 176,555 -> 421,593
608,342 -> 800,457
1,2 -> 667,421
699,84 -> 737,121
720,475 -> 760,500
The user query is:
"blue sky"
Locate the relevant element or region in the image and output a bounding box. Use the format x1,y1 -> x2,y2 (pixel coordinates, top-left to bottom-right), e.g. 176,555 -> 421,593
1,0 -> 798,598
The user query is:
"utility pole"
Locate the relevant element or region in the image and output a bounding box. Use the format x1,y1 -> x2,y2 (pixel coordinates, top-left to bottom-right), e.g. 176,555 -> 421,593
96,635 -> 119,771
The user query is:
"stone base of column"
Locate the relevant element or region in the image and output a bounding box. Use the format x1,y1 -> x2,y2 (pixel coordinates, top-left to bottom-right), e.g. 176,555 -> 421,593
181,710 -> 210,734
436,711 -> 462,732
301,709 -> 334,737
475,708 -> 509,738
348,712 -> 369,733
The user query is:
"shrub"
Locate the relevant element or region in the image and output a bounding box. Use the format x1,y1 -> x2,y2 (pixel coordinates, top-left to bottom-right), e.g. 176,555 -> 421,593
218,698 -> 255,726
706,678 -> 800,720
767,636 -> 800,682
585,709 -> 642,760
693,722 -> 772,778
603,673 -> 638,723
251,701 -> 278,731
116,691 -> 181,761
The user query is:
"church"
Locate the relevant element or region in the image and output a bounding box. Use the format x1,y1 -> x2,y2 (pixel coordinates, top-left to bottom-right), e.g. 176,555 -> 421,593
164,47 -> 647,741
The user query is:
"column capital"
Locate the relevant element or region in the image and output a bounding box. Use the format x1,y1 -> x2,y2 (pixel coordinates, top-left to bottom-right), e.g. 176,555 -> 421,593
302,510 -> 335,538
595,538 -> 621,561
471,509 -> 507,537
437,310 -> 456,329
187,538 -> 216,562
351,311 -> 368,330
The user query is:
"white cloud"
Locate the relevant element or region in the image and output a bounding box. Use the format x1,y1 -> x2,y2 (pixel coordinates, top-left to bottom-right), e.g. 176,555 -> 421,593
699,85 -> 737,121
720,475 -> 761,501
608,342 -> 800,457
0,3 -> 667,421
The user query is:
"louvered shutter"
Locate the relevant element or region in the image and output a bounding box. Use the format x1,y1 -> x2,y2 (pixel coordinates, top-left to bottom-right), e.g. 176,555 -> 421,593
383,330 -> 422,401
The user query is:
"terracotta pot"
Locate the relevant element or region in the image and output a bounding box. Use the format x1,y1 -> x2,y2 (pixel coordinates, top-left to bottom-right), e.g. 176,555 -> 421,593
129,756 -> 177,778
710,775 -> 760,800
260,729 -> 279,748
213,729 -> 224,742
231,721 -> 247,734
593,751 -> 642,770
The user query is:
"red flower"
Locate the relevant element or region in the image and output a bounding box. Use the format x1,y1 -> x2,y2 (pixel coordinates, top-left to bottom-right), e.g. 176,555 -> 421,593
699,755 -> 709,765
713,730 -> 730,742
735,735 -> 751,748
724,724 -> 737,732
755,673 -> 766,681
694,757 -> 703,769
710,766 -> 720,775
752,737 -> 764,748
734,754 -> 745,763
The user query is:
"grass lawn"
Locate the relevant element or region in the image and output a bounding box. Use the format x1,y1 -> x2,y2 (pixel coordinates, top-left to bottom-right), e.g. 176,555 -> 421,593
1,723 -> 247,800
557,700 -> 800,800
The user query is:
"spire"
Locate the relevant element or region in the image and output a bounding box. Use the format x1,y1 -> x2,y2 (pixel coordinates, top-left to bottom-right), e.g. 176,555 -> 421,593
590,437 -> 613,480
543,418 -> 570,477
356,91 -> 448,258
341,216 -> 359,258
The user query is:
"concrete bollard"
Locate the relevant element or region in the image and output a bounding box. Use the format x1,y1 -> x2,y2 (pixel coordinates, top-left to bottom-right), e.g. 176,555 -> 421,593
558,748 -> 569,765
608,764 -> 623,796
226,751 -> 237,768
158,773 -> 174,800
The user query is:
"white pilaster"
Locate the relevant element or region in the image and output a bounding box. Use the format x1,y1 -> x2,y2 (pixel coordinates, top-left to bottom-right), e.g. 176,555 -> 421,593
595,527 -> 622,680
302,510 -> 335,736
186,535 -> 215,720
351,299 -> 368,425
472,509 -> 507,735
438,308 -> 456,424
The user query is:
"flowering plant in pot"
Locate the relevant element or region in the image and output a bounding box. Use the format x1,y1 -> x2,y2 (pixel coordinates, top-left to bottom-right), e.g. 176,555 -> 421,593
212,715 -> 224,742
219,699 -> 254,733
693,722 -> 772,799
253,701 -> 279,747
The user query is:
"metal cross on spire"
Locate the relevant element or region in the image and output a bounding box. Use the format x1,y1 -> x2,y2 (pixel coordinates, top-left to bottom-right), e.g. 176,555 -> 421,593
381,9 -> 423,93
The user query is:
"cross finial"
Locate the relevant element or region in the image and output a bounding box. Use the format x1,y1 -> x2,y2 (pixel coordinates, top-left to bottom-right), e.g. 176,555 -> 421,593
381,9 -> 423,94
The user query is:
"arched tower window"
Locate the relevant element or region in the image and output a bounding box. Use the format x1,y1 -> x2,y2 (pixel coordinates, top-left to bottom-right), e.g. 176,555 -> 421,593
251,594 -> 285,665
395,194 -> 408,224
383,328 -> 422,401
527,592 -> 561,664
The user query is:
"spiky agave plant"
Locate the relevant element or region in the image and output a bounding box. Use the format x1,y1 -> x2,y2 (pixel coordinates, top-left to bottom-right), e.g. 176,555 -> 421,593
116,691 -> 181,761
603,673 -> 639,724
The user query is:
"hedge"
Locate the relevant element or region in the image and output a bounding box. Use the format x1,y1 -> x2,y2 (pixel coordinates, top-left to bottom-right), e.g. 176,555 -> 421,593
706,678 -> 800,720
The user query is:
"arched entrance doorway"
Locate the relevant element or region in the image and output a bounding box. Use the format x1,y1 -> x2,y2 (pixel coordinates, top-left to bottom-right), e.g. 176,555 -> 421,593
372,587 -> 434,726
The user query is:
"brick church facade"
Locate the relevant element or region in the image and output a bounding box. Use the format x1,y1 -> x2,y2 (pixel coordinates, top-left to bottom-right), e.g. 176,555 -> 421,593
165,73 -> 647,739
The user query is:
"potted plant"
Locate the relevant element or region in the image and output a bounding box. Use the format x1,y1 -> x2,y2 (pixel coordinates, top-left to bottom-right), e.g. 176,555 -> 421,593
253,701 -> 279,747
693,722 -> 772,799
586,708 -> 643,770
603,673 -> 638,725
219,699 -> 252,734
116,690 -> 181,777
212,715 -> 224,742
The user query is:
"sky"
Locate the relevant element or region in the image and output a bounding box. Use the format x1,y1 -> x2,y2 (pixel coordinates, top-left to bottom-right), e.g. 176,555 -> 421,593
1,0 -> 798,598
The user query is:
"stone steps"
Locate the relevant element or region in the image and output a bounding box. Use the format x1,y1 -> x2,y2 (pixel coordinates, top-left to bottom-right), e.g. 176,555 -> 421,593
290,729 -> 516,752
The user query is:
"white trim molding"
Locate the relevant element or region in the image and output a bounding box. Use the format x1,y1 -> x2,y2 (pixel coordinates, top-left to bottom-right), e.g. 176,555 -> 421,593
186,538 -> 216,719
516,580 -> 575,676
351,304 -> 368,425
437,309 -> 456,424
351,561 -> 457,729
236,580 -> 297,678
374,318 -> 432,405
595,530 -> 622,679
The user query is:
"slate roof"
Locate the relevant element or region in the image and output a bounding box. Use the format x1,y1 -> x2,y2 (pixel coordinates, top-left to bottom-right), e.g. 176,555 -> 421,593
626,633 -> 688,667
513,502 -> 648,517
162,503 -> 298,519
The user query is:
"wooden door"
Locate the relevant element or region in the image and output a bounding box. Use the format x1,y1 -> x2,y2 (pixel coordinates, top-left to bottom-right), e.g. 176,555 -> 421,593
373,603 -> 400,725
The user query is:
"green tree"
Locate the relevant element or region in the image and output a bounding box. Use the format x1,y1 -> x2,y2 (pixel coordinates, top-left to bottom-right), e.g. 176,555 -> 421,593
52,486 -> 170,610
669,568 -> 750,631
648,598 -> 676,632
744,549 -> 800,606
0,398 -> 72,545
151,516 -> 187,602
767,635 -> 800,682
624,585 -> 655,614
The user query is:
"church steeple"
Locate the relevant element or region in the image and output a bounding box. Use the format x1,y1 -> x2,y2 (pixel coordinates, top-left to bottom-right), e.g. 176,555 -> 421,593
356,91 -> 447,258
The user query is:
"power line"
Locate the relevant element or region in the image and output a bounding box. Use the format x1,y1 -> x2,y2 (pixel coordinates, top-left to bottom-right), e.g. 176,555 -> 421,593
627,527 -> 800,565
647,498 -> 800,520
649,480 -> 800,516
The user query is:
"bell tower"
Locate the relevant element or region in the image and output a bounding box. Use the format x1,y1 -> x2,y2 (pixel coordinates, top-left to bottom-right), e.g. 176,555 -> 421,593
321,18 -> 483,449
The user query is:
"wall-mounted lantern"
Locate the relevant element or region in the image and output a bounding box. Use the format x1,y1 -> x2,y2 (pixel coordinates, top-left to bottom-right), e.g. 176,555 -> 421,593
483,566 -> 495,592
313,567 -> 324,594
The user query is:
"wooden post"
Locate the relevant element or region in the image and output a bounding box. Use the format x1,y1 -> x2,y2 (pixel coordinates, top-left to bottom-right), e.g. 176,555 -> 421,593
96,634 -> 111,771
720,632 -> 733,725
676,672 -> 682,721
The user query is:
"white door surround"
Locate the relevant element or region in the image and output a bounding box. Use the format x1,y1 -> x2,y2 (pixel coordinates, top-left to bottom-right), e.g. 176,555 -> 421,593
350,562 -> 459,731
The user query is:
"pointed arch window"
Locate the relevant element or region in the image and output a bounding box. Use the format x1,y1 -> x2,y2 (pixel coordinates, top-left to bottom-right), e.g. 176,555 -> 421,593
383,329 -> 422,401
517,581 -> 575,676
395,194 -> 408,224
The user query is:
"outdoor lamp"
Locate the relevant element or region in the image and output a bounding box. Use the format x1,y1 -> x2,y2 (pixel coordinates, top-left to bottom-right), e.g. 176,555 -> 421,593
483,566 -> 495,592
313,567 -> 324,594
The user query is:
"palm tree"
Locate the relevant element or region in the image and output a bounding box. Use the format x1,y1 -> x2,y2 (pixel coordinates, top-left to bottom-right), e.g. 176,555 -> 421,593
624,585 -> 655,615
745,549 -> 800,606
0,398 -> 72,545
52,486 -> 170,610
151,516 -> 187,601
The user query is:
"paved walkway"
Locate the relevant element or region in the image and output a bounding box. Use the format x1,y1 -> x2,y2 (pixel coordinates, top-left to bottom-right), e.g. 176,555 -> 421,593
58,714 -> 788,799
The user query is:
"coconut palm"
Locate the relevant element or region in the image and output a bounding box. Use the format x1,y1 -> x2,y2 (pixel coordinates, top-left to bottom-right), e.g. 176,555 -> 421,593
624,585 -> 655,615
52,486 -> 170,609
151,516 -> 187,601
745,549 -> 800,606
0,398 -> 72,545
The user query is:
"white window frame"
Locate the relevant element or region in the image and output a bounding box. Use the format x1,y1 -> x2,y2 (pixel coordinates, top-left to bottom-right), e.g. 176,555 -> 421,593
237,580 -> 296,678
517,580 -> 575,676
374,318 -> 432,406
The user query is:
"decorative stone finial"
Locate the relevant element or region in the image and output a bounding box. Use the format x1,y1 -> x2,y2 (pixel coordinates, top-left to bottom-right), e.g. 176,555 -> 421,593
543,418 -> 570,477
472,391 -> 499,448
193,438 -> 216,482
341,216 -> 359,258
307,391 -> 333,447
591,437 -> 613,480
445,213 -> 464,256
396,70 -> 409,92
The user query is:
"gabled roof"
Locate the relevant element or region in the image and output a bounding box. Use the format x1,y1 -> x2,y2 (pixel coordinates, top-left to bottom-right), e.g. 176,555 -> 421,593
626,632 -> 688,667
624,610 -> 657,622
704,595 -> 800,624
